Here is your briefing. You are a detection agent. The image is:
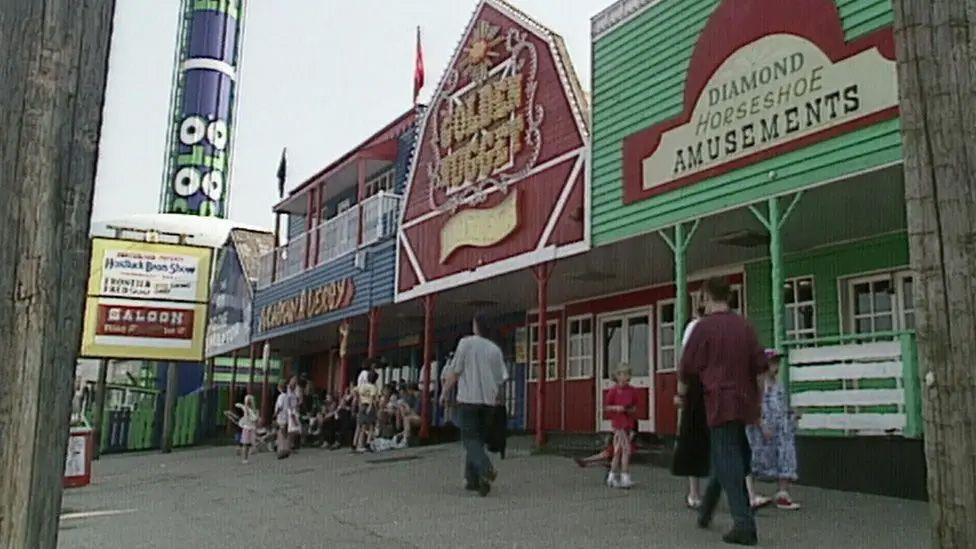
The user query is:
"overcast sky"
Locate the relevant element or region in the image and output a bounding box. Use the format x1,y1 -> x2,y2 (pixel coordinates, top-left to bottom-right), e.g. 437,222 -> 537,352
91,0 -> 611,230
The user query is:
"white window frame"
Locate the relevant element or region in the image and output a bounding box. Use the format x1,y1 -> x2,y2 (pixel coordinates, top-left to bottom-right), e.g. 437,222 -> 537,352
565,315 -> 594,380
896,272 -> 916,331
528,319 -> 559,382
784,276 -> 817,340
691,283 -> 744,316
657,299 -> 677,373
843,270 -> 915,334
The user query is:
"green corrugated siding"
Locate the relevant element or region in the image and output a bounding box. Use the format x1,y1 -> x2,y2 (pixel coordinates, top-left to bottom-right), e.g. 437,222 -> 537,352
746,232 -> 909,346
591,0 -> 899,246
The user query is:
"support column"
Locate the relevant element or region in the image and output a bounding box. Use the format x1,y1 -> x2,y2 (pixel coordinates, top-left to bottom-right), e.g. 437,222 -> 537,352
357,158 -> 366,246
161,362 -> 179,453
749,192 -> 803,353
338,321 -> 351,391
368,308 -> 381,359
260,342 -> 271,426
226,349 -> 239,435
247,342 -> 256,396
91,359 -> 109,460
750,192 -> 803,395
659,220 -> 700,358
304,190 -> 314,269
420,294 -> 436,440
532,262 -> 553,448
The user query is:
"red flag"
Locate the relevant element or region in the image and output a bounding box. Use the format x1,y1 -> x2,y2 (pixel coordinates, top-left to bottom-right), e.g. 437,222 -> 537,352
413,26 -> 424,105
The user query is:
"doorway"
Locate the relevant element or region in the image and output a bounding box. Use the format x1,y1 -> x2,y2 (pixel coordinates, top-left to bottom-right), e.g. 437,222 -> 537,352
596,307 -> 654,432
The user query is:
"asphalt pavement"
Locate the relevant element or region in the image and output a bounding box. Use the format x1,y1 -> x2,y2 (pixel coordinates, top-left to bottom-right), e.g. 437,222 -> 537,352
58,438 -> 930,548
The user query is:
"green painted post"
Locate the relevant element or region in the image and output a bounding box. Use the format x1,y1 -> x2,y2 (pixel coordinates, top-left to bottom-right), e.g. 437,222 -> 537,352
674,222 -> 688,359
768,196 -> 786,353
900,332 -> 923,438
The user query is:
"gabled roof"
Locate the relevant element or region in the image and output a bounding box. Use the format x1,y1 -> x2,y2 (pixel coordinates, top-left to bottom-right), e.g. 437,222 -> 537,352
225,228 -> 274,285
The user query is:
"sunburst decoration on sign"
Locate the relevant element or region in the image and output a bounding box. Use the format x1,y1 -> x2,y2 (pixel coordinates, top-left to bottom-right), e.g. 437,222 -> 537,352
426,22 -> 544,214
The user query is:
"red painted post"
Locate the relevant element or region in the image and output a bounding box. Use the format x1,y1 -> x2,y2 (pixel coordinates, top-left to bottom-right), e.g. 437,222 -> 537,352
304,190 -> 314,269
357,159 -> 366,246
532,263 -> 553,448
339,321 -> 351,391
420,294 -> 435,440
367,308 -> 380,359
312,184 -> 321,266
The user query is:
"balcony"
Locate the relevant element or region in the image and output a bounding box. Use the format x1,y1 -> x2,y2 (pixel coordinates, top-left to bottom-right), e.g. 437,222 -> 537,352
784,331 -> 922,438
257,192 -> 401,288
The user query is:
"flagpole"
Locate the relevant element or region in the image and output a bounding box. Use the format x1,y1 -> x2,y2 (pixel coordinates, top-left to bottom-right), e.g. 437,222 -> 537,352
271,148 -> 286,283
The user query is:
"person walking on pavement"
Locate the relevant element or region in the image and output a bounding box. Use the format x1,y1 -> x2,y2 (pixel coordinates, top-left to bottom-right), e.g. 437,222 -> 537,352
440,313 -> 508,497
678,277 -> 768,546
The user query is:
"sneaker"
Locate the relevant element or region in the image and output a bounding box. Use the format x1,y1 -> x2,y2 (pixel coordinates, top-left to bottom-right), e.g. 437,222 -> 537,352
750,495 -> 772,510
241,459 -> 248,464
686,495 -> 702,509
722,528 -> 758,545
618,473 -> 634,489
775,493 -> 801,510
606,472 -> 618,488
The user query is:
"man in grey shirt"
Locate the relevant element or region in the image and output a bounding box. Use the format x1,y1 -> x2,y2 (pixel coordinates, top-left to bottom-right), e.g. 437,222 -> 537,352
441,314 -> 508,496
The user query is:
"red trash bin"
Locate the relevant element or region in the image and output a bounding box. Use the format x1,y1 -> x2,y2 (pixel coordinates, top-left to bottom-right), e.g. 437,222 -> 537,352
64,422 -> 93,488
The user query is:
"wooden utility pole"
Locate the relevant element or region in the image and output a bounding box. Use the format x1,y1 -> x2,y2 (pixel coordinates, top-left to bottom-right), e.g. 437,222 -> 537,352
0,1 -> 115,547
893,2 -> 976,547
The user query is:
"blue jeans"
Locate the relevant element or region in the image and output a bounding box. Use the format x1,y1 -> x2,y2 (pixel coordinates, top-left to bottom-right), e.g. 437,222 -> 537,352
457,404 -> 493,484
700,421 -> 756,533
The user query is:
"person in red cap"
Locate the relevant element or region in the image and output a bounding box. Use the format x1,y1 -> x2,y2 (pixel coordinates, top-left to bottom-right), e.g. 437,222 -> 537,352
746,349 -> 801,510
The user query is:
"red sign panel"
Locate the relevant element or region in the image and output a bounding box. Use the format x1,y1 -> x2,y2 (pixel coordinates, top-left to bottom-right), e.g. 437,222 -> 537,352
95,303 -> 195,340
620,0 -> 898,205
396,0 -> 589,302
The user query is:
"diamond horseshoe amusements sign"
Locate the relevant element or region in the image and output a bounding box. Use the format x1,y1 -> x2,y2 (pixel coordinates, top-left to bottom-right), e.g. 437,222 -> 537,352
396,0 -> 589,302
257,278 -> 355,332
621,0 -> 899,204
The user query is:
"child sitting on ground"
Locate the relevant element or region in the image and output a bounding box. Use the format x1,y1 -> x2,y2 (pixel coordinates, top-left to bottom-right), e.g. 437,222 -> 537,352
746,349 -> 801,510
604,364 -> 639,489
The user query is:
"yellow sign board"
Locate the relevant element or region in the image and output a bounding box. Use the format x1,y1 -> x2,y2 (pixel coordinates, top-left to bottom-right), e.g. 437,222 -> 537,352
79,238 -> 213,361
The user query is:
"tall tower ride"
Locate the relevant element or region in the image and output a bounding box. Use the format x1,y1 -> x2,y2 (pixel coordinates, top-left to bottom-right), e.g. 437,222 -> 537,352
160,0 -> 246,218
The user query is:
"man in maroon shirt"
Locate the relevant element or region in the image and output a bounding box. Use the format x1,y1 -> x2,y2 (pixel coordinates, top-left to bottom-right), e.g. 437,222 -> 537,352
678,277 -> 768,546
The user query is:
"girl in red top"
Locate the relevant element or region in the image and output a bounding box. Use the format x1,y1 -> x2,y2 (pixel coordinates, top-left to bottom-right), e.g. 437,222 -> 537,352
604,364 -> 639,488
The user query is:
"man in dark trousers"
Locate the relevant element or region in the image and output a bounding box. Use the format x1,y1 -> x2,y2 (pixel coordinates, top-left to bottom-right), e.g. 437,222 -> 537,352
678,277 -> 768,546
440,313 -> 508,497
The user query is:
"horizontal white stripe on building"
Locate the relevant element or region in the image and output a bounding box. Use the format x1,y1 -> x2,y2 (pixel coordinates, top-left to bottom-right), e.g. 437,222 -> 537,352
790,361 -> 903,382
792,389 -> 905,407
789,341 -> 901,365
799,413 -> 906,433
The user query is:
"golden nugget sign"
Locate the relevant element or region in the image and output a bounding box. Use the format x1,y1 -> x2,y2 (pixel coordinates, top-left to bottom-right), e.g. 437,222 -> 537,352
427,20 -> 542,214
258,278 -> 355,332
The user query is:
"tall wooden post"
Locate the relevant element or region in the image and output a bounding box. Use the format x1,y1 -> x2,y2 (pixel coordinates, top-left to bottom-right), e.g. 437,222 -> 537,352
420,295 -> 436,440
160,362 -> 179,453
893,3 -> 976,545
0,4 -> 114,544
532,263 -> 553,448
260,342 -> 271,426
